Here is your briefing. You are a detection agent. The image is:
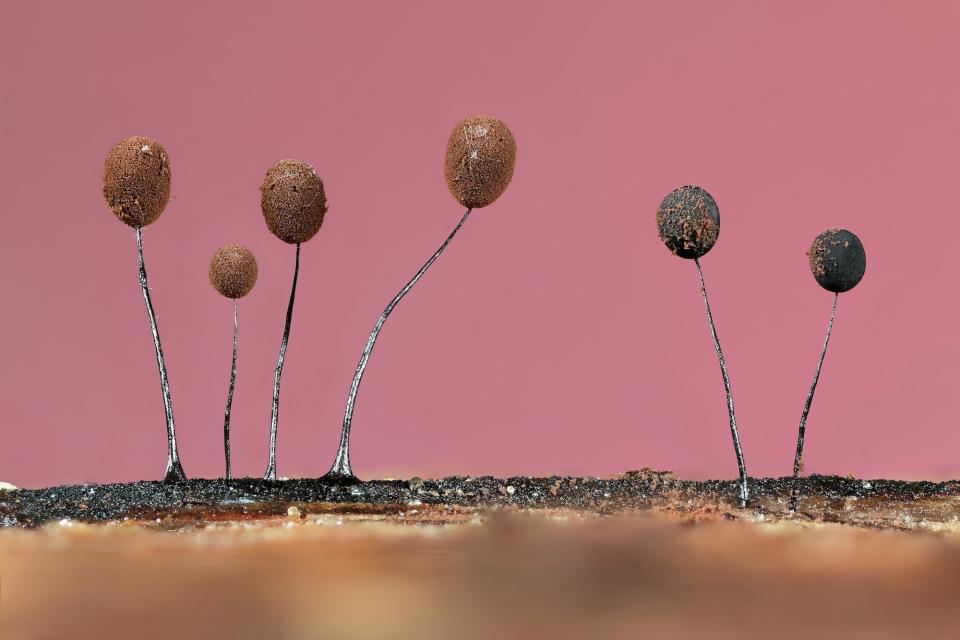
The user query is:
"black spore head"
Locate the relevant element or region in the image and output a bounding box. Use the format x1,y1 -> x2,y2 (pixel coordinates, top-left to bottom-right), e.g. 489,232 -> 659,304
808,229 -> 866,293
656,186 -> 720,259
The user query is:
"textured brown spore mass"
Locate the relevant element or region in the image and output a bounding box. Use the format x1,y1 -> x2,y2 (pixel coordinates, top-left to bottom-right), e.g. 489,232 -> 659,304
209,244 -> 258,299
656,186 -> 720,259
102,136 -> 171,228
261,160 -> 327,244
808,228 -> 866,293
444,115 -> 517,209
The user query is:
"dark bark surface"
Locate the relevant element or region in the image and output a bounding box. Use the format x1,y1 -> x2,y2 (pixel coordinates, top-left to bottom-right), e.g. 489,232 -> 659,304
2,470 -> 957,531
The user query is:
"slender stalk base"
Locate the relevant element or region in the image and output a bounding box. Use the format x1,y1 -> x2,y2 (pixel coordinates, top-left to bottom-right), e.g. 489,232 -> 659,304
694,258 -> 748,506
326,209 -> 472,480
223,300 -> 239,480
790,293 -> 838,511
264,243 -> 301,481
136,228 -> 186,483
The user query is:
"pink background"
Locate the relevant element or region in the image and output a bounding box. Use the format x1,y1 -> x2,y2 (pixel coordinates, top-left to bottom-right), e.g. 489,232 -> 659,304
1,1 -> 957,488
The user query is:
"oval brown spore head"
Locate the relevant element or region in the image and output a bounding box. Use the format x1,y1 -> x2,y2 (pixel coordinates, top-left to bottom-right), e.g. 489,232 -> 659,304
102,136 -> 171,228
260,160 -> 327,244
808,228 -> 866,293
656,186 -> 720,259
209,244 -> 258,299
444,115 -> 517,209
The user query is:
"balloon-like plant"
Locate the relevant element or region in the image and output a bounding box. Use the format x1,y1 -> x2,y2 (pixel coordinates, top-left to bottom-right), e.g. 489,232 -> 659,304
790,228 -> 866,510
209,244 -> 258,480
260,160 -> 327,480
101,136 -> 185,483
656,186 -> 749,506
325,115 -> 517,481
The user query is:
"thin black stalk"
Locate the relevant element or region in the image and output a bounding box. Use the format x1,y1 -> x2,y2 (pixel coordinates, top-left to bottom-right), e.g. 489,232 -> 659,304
694,258 -> 748,507
136,227 -> 186,483
224,299 -> 238,480
790,292 -> 838,512
264,243 -> 300,480
327,208 -> 472,480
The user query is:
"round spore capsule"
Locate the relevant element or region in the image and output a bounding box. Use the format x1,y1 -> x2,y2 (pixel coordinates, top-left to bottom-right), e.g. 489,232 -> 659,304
808,229 -> 866,293
260,160 -> 327,244
656,186 -> 720,259
102,136 -> 171,228
209,244 -> 258,299
444,115 -> 517,209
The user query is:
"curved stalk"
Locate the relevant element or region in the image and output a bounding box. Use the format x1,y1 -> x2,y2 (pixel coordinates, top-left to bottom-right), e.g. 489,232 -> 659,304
327,209 -> 472,480
136,228 -> 186,483
694,258 -> 748,506
790,292 -> 838,511
264,243 -> 301,481
223,300 -> 238,480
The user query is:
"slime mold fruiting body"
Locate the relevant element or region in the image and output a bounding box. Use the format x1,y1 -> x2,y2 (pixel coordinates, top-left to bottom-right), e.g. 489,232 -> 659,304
444,115 -> 517,209
326,115 -> 517,480
102,136 -> 185,483
260,160 -> 327,480
209,244 -> 258,479
657,185 -> 749,506
790,229 -> 866,510
807,229 -> 867,294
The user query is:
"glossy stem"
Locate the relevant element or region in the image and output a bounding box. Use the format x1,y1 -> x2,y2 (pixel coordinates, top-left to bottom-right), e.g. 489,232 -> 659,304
136,227 -> 186,483
695,258 -> 748,506
328,209 -> 472,479
264,243 -> 300,480
790,292 -> 838,511
223,300 -> 238,480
